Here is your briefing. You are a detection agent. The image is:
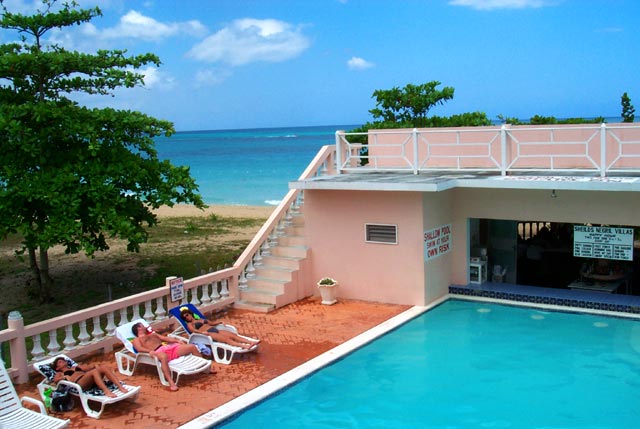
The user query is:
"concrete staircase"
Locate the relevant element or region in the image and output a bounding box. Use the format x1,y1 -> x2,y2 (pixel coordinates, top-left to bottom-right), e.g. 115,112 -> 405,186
234,213 -> 309,313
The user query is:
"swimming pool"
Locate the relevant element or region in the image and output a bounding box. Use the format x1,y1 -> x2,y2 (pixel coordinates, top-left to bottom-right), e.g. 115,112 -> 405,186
215,299 -> 640,428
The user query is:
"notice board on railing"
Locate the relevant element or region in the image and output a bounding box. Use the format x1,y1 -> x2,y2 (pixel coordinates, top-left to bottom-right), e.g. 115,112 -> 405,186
170,277 -> 185,302
573,226 -> 634,261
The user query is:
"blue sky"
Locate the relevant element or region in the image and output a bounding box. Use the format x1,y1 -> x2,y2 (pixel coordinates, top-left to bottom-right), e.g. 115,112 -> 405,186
2,0 -> 639,131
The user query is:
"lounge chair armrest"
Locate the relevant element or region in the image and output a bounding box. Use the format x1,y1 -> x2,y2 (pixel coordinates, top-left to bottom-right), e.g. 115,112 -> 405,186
21,395 -> 48,414
168,333 -> 189,343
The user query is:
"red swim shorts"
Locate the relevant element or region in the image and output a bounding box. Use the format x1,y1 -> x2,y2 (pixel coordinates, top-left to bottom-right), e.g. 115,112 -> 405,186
155,343 -> 181,361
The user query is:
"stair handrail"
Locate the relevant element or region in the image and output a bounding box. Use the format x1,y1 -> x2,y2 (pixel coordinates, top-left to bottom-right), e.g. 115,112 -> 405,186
233,145 -> 336,282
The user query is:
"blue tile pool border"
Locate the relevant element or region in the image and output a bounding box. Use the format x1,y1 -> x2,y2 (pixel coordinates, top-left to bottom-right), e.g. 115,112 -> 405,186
449,282 -> 640,315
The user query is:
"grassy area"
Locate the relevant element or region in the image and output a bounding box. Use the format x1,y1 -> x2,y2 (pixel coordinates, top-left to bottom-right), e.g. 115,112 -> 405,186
0,214 -> 266,325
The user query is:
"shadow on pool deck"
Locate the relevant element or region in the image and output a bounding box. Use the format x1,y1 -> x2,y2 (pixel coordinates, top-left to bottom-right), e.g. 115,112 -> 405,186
15,297 -> 411,429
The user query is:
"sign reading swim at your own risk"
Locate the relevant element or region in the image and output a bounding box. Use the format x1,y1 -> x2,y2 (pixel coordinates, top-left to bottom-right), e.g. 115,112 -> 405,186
573,225 -> 633,261
424,224 -> 452,260
170,277 -> 185,302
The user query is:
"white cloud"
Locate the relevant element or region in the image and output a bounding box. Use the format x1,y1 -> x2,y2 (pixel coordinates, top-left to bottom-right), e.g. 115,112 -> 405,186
187,18 -> 310,66
137,66 -> 175,90
100,10 -> 207,41
194,68 -> 232,87
347,56 -> 374,70
599,27 -> 624,33
448,0 -> 552,10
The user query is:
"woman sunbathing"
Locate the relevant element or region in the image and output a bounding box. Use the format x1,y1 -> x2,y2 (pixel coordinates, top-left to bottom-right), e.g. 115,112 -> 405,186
51,357 -> 128,398
180,308 -> 260,350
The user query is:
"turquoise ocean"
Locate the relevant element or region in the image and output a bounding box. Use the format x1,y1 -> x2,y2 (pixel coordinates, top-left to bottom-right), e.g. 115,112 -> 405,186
154,125 -> 359,206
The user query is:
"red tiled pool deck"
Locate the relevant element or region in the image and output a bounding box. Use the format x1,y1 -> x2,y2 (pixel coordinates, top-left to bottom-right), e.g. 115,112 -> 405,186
14,297 -> 411,429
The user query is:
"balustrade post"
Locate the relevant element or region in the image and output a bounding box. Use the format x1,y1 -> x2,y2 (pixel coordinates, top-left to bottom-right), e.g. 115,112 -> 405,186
335,130 -> 343,175
501,124 -> 507,176
412,128 -> 419,175
237,267 -> 247,291
600,122 -> 607,177
105,312 -> 116,336
31,335 -> 45,361
143,301 -> 155,322
7,311 -> 28,383
63,324 -> 76,350
47,328 -> 61,355
201,272 -> 213,304
132,304 -> 142,321
78,321 -> 91,345
260,238 -> 271,258
119,308 -> 129,325
211,279 -> 221,301
220,278 -> 230,297
155,297 -> 167,320
91,316 -> 104,341
189,287 -> 201,307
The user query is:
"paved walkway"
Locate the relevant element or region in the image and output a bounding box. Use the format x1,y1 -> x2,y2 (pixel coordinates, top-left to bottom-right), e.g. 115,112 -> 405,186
15,297 -> 410,428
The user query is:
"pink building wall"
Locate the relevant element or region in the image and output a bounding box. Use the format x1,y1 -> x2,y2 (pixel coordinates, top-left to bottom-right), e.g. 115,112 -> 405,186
303,190 -> 426,305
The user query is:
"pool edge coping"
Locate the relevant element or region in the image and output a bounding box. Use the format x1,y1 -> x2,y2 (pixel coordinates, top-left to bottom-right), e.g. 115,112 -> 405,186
177,297 -> 443,429
179,293 -> 640,428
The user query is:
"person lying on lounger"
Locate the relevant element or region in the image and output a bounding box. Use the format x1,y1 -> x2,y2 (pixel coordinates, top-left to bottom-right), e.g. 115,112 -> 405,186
179,307 -> 260,350
51,357 -> 128,398
131,322 -> 207,392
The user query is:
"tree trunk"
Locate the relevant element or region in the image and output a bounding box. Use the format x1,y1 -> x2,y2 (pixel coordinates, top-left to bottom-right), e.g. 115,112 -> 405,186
39,247 -> 53,303
28,246 -> 53,303
28,247 -> 43,300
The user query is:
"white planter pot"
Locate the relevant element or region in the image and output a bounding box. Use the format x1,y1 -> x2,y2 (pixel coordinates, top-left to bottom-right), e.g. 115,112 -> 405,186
317,283 -> 338,305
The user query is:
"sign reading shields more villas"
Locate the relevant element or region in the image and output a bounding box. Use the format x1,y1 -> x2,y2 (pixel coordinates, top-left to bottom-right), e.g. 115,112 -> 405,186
424,224 -> 452,261
573,225 -> 634,261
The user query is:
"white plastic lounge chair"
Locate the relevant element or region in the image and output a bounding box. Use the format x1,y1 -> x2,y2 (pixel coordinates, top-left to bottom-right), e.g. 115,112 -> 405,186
0,359 -> 69,429
115,319 -> 212,386
34,354 -> 141,419
168,304 -> 258,365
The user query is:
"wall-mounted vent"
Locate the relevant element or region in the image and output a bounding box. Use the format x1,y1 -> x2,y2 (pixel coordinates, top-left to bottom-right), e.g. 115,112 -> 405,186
365,224 -> 398,244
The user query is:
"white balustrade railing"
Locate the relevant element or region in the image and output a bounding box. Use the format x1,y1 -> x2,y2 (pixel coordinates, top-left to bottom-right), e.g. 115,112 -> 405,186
1,268 -> 238,383
1,143 -> 336,384
336,123 -> 640,177
232,145 -> 335,294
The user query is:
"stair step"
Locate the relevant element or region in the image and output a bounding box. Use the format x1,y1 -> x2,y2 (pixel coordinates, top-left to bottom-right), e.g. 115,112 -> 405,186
233,300 -> 275,313
254,265 -> 293,281
260,254 -> 303,270
239,287 -> 280,304
248,277 -> 287,294
277,235 -> 306,246
285,226 -> 305,236
271,245 -> 308,258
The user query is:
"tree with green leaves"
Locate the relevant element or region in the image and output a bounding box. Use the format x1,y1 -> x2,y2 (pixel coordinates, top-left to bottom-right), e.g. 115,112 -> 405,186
621,92 -> 635,123
369,81 -> 455,127
0,0 -> 204,302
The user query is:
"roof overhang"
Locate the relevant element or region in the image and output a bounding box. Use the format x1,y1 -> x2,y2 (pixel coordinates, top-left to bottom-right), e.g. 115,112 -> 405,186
290,172 -> 640,193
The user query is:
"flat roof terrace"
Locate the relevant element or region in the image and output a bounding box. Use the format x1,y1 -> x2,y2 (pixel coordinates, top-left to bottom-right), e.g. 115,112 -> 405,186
292,123 -> 640,193
291,171 -> 640,193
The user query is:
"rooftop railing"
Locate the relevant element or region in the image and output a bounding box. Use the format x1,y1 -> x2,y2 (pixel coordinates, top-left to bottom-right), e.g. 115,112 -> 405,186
335,123 -> 640,177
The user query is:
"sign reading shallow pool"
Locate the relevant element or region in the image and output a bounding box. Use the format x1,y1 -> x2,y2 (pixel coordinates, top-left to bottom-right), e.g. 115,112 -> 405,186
424,224 -> 451,260
573,225 -> 633,261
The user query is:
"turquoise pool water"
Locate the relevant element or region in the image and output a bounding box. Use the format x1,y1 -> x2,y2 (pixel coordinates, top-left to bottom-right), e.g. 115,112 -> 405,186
217,300 -> 640,428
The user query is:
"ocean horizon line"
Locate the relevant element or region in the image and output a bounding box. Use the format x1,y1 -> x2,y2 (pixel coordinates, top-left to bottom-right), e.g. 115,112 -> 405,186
174,116 -> 632,134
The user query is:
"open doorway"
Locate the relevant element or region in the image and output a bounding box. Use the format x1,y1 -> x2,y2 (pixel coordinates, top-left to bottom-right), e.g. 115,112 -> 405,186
470,219 -> 639,295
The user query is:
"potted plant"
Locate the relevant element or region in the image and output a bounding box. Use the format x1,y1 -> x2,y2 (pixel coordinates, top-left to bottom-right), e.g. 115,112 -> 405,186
317,277 -> 338,305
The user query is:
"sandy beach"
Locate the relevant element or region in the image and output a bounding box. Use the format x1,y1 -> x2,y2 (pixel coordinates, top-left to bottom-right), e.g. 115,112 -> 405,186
153,203 -> 275,219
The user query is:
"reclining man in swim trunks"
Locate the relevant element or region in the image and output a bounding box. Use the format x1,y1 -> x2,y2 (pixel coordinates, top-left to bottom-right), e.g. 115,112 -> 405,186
131,322 -> 208,391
